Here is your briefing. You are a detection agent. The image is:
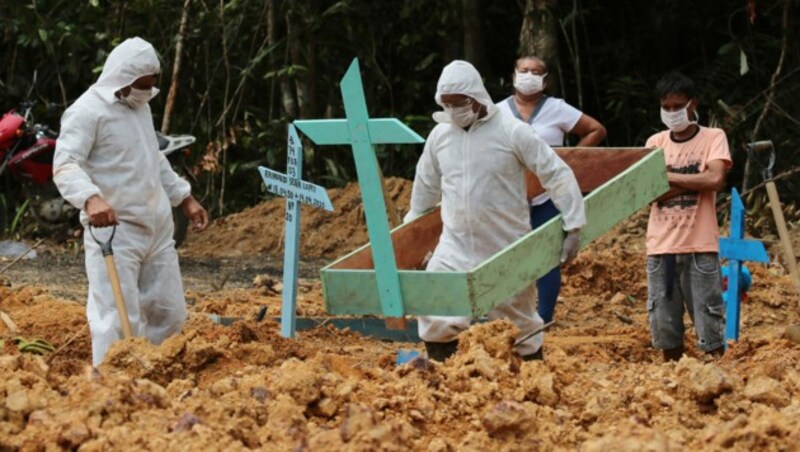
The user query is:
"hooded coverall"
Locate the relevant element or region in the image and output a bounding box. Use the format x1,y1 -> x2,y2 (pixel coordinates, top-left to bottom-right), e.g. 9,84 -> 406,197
405,61 -> 586,356
54,37 -> 192,365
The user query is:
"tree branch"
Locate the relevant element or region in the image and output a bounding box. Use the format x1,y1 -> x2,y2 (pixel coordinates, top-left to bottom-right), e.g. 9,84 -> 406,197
718,163 -> 800,211
161,0 -> 193,134
742,0 -> 790,193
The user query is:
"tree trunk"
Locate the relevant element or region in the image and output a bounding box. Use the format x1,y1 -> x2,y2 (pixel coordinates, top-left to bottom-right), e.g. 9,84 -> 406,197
280,76 -> 298,118
279,4 -> 298,118
462,0 -> 486,73
286,5 -> 309,118
161,0 -> 192,134
266,0 -> 277,121
519,0 -> 560,93
305,0 -> 319,119
742,0 -> 790,193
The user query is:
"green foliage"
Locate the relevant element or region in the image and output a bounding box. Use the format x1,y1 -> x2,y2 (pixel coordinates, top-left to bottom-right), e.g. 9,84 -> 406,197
9,200 -> 29,237
1,0 -> 798,225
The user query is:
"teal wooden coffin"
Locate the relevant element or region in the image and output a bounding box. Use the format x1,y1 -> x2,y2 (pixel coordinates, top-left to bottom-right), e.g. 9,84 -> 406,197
321,147 -> 668,317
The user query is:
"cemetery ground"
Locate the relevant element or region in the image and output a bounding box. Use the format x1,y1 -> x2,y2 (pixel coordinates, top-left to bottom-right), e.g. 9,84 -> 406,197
1,178 -> 800,450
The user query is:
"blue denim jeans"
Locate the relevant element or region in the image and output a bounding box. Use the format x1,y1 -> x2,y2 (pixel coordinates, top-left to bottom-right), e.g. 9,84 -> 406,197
530,199 -> 561,323
646,253 -> 725,352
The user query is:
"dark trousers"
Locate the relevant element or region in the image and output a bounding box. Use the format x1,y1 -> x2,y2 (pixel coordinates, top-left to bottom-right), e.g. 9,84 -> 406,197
530,199 -> 561,323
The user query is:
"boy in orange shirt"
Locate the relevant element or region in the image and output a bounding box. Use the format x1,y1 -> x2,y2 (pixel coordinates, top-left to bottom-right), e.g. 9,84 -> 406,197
645,71 -> 732,361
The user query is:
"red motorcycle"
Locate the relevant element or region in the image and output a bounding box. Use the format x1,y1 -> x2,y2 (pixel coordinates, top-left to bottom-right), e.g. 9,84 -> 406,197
1,76 -> 194,245
0,95 -> 73,234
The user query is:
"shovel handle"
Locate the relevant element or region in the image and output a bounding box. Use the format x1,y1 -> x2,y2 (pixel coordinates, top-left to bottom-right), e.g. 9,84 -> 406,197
104,254 -> 133,339
765,181 -> 800,293
88,224 -> 116,256
89,225 -> 132,338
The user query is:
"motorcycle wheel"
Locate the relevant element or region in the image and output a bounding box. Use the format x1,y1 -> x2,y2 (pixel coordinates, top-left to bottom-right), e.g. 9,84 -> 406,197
172,207 -> 189,248
24,184 -> 77,235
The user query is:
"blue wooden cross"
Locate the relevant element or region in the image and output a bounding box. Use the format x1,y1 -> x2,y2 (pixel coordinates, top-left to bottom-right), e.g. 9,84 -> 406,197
719,187 -> 769,343
293,59 -> 424,323
258,124 -> 333,338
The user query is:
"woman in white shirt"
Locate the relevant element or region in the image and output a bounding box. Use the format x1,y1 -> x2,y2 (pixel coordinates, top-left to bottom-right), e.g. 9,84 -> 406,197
496,55 -> 606,323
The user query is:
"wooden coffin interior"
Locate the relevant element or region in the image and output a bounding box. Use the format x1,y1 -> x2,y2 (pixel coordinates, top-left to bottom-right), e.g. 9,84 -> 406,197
329,147 -> 651,271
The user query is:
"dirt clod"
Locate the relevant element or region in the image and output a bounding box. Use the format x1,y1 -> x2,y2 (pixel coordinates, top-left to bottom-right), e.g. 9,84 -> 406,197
482,401 -> 534,438
2,190 -> 800,450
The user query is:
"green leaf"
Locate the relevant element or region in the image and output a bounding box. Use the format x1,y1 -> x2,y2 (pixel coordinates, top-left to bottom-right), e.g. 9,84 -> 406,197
37,29 -> 48,42
415,53 -> 437,72
739,49 -> 749,76
717,42 -> 736,55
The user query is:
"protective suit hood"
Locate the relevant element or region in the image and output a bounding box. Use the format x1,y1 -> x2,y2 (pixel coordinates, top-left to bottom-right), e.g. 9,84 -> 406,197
433,60 -> 497,124
93,37 -> 160,102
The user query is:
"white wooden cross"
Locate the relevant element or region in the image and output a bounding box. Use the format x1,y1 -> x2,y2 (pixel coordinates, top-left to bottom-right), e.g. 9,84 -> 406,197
258,124 -> 333,337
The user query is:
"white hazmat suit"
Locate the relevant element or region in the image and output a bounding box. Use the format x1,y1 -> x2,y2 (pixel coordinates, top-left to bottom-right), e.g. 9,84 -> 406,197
406,61 -> 586,356
54,37 -> 192,365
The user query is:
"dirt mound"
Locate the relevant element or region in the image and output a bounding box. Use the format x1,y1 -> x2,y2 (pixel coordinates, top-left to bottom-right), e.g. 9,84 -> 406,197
184,177 -> 413,260
2,281 -> 800,449
563,247 -> 648,300
0,286 -> 89,378
4,191 -> 800,449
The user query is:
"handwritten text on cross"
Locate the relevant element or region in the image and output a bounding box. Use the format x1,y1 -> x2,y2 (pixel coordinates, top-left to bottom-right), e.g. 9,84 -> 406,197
258,124 -> 333,338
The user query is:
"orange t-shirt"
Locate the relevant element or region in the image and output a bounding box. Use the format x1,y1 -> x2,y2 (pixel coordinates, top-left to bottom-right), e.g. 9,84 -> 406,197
646,126 -> 732,255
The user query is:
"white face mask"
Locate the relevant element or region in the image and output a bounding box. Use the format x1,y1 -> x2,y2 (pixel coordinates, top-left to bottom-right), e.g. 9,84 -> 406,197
446,101 -> 480,128
121,87 -> 159,109
514,71 -> 546,95
660,100 -> 696,133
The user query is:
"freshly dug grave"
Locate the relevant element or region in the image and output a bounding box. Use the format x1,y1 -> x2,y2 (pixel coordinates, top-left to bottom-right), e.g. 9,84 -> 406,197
4,179 -> 800,449
2,313 -> 799,450
3,235 -> 800,449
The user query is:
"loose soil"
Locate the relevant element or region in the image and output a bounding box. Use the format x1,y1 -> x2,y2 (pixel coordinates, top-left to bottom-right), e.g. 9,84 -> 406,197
2,180 -> 800,450
183,177 -> 413,260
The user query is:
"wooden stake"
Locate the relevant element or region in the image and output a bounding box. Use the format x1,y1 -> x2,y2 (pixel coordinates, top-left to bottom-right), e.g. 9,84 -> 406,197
765,181 -> 800,293
0,310 -> 18,334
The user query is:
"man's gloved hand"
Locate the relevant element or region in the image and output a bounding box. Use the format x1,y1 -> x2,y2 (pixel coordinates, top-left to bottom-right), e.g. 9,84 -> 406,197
560,229 -> 581,265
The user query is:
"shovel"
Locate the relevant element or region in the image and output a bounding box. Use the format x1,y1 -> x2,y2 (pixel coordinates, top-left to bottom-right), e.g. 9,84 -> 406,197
746,140 -> 800,294
514,320 -> 557,347
89,225 -> 133,338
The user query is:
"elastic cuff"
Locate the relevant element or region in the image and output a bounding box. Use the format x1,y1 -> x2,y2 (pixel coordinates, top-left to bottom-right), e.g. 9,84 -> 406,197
169,188 -> 192,208
76,189 -> 102,211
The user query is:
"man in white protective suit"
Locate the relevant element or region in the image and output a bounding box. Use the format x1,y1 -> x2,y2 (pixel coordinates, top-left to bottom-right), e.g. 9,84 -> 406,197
54,37 -> 210,366
405,60 -> 586,362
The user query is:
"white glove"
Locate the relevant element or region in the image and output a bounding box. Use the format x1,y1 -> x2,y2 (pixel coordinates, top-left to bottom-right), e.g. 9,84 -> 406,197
560,229 -> 581,265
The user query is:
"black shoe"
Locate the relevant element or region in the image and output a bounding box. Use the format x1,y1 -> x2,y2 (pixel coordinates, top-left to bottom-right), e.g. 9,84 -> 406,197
521,348 -> 544,361
663,346 -> 684,362
424,340 -> 458,362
